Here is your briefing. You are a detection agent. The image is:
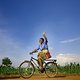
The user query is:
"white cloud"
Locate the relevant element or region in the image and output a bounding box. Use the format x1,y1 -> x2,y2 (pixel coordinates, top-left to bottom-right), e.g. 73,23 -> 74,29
60,37 -> 80,43
56,53 -> 80,65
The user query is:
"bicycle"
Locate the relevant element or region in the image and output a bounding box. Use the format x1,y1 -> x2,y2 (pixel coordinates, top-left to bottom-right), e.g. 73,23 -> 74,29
19,54 -> 58,79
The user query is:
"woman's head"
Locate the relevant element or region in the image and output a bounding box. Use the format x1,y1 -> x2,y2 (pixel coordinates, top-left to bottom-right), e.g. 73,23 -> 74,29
39,38 -> 44,44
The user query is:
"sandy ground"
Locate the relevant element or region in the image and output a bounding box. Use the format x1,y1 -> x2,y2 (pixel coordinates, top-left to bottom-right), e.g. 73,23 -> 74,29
0,74 -> 80,80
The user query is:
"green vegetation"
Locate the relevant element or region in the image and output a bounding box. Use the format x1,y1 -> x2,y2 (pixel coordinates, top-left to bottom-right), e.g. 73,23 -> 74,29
0,65 -> 19,74
0,57 -> 80,75
2,57 -> 12,66
0,57 -> 19,74
58,62 -> 80,74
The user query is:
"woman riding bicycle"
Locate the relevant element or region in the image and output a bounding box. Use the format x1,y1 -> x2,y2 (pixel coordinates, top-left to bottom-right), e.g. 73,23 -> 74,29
30,32 -> 51,73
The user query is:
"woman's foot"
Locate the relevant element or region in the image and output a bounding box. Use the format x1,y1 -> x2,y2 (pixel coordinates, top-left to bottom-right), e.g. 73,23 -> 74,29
40,68 -> 45,73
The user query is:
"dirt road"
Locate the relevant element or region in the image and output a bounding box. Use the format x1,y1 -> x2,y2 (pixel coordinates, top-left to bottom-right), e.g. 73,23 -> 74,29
1,74 -> 80,80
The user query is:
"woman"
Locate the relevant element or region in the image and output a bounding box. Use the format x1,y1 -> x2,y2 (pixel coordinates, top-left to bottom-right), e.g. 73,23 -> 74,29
30,32 -> 51,73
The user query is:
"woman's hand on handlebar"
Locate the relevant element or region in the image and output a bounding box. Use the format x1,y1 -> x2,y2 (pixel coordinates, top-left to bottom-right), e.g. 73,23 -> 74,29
29,49 -> 38,55
29,52 -> 33,55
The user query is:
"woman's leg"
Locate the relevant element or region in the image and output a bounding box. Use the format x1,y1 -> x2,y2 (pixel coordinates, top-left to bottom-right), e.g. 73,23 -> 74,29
37,52 -> 43,70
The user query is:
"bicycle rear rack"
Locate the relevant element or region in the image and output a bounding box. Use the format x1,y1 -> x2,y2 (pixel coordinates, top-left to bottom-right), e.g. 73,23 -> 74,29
45,59 -> 57,62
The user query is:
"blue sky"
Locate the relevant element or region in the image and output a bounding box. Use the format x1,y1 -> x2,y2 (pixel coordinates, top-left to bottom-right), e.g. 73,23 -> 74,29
0,0 -> 80,66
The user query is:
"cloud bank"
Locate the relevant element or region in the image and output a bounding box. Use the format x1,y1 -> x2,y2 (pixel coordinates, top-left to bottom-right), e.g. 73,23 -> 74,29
56,53 -> 80,65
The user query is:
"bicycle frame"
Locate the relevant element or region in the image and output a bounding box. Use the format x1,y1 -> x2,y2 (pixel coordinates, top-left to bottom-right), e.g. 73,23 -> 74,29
29,56 -> 57,69
30,57 -> 47,70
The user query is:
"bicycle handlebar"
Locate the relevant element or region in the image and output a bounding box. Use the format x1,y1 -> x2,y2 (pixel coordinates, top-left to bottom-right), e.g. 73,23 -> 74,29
29,52 -> 33,55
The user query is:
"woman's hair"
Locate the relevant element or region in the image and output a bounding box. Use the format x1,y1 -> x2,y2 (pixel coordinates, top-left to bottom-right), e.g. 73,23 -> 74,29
40,38 -> 44,42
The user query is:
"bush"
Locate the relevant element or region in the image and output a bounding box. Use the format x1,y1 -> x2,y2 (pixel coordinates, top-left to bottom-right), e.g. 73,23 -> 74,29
0,66 -> 19,74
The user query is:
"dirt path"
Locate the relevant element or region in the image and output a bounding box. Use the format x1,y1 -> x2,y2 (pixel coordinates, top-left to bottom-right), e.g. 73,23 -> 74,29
1,74 -> 80,80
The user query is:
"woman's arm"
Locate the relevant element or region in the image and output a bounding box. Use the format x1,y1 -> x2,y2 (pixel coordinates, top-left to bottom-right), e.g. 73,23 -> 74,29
30,49 -> 38,54
43,32 -> 48,43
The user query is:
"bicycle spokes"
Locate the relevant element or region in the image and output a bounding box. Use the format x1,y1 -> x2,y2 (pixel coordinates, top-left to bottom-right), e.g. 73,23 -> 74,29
45,62 -> 57,78
19,61 -> 34,78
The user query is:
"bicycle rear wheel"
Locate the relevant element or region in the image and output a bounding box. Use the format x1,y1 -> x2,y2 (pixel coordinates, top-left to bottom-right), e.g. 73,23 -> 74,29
45,62 -> 57,78
19,61 -> 35,79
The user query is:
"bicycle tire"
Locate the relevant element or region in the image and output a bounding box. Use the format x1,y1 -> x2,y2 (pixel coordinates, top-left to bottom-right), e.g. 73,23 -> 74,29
45,62 -> 57,78
19,60 -> 35,79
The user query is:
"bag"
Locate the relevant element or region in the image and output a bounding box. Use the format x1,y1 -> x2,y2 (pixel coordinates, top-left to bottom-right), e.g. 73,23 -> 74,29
46,52 -> 51,58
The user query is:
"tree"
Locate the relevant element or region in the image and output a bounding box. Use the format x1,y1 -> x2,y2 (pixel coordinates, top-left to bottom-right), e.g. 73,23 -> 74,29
2,57 -> 12,66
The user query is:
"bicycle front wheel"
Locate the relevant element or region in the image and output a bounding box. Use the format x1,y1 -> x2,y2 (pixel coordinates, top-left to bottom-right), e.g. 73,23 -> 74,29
19,61 -> 35,79
45,62 -> 57,78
